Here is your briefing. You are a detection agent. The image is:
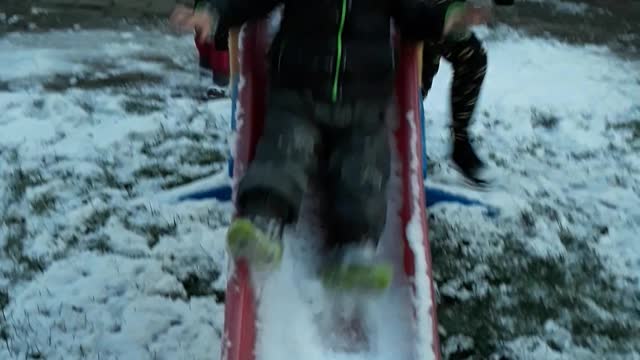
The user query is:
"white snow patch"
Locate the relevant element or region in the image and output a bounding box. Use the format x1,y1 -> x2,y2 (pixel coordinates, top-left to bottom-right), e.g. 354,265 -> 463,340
405,110 -> 436,360
2,252 -> 223,360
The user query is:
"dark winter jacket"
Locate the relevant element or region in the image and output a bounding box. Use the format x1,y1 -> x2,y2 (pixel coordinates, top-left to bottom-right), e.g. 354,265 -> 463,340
205,0 -> 459,103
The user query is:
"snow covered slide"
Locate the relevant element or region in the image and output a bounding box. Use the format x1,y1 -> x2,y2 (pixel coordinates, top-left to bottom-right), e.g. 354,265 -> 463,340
222,19 -> 440,360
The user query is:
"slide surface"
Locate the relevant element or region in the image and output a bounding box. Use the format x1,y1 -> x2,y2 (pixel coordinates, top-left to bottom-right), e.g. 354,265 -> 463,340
221,19 -> 441,360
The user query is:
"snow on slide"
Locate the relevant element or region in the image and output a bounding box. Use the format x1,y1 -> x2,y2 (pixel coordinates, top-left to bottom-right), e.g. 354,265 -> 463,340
252,181 -> 414,360
245,121 -> 418,360
222,14 -> 439,360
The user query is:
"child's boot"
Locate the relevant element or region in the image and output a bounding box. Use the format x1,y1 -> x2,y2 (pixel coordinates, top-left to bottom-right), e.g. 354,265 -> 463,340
321,242 -> 392,293
227,216 -> 284,270
451,129 -> 489,188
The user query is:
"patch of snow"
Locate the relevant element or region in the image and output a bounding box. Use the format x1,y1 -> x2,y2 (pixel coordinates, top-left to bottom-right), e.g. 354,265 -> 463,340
7,15 -> 21,25
522,0 -> 590,15
1,252 -> 223,360
405,109 -> 437,360
30,7 -> 49,15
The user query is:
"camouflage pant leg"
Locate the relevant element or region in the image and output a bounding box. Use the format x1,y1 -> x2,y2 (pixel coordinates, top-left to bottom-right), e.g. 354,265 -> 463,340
421,44 -> 442,98
441,33 -> 488,134
421,32 -> 488,134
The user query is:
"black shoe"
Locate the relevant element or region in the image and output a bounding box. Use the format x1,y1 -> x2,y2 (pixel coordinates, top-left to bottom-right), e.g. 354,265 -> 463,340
206,85 -> 228,99
213,72 -> 230,88
451,134 -> 489,189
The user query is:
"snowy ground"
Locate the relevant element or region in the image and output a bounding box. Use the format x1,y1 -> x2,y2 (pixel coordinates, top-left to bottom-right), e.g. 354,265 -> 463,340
1,13 -> 639,360
425,26 -> 640,359
0,29 -> 233,359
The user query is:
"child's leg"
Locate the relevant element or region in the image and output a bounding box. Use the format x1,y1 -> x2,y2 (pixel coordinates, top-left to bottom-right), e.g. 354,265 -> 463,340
210,47 -> 230,88
421,42 -> 442,99
441,33 -> 487,138
325,107 -> 389,248
228,89 -> 321,267
441,33 -> 489,185
195,32 -> 217,96
195,32 -> 211,71
211,24 -> 231,88
321,102 -> 392,290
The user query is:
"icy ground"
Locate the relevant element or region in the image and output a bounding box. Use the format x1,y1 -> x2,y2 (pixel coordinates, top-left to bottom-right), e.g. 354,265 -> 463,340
0,23 -> 639,360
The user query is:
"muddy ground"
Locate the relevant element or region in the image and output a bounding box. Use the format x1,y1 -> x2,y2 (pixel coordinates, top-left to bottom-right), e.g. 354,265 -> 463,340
1,0 -> 639,59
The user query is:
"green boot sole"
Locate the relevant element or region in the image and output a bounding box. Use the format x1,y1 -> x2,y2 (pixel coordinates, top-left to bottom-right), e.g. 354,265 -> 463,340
321,263 -> 393,293
227,219 -> 282,268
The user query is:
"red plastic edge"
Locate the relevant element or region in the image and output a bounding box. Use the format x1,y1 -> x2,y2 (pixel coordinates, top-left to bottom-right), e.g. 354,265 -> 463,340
394,42 -> 442,360
221,20 -> 268,360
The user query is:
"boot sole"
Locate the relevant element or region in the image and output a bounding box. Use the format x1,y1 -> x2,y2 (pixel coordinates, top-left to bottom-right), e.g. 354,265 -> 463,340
321,263 -> 393,293
227,219 -> 282,268
449,159 -> 491,191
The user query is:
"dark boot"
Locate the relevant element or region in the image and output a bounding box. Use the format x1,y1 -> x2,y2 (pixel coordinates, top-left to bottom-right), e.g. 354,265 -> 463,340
451,130 -> 489,188
320,241 -> 392,293
227,191 -> 289,270
207,72 -> 230,98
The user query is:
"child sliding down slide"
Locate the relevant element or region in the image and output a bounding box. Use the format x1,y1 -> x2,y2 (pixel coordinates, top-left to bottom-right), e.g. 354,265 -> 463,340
171,0 -> 491,292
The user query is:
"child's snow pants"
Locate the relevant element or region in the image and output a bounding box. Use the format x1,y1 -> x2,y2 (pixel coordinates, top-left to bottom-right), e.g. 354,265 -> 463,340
236,89 -> 391,248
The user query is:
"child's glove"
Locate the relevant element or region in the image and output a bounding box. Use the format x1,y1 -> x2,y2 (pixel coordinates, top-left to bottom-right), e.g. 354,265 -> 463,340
170,4 -> 220,43
443,2 -> 492,39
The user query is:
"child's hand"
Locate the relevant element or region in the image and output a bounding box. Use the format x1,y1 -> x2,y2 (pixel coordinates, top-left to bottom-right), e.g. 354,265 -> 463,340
169,4 -> 216,43
443,4 -> 492,36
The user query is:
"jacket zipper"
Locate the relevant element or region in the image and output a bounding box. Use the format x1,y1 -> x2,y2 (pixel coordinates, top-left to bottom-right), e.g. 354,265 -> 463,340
331,0 -> 348,102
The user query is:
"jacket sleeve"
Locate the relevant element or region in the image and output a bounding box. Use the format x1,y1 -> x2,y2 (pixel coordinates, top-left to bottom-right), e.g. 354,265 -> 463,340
392,0 -> 465,42
206,0 -> 282,27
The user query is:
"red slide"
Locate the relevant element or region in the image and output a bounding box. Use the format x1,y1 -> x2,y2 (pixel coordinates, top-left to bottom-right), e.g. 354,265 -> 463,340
221,18 -> 440,360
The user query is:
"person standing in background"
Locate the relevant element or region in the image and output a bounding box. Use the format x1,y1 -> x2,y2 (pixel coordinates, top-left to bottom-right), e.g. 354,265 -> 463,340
421,0 -> 514,188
